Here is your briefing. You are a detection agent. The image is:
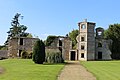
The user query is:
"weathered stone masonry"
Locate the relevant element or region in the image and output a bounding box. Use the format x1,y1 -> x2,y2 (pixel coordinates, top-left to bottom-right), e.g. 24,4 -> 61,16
8,37 -> 38,58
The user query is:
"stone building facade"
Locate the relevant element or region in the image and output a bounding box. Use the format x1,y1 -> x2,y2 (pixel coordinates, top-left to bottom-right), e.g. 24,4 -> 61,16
46,36 -> 72,60
76,20 -> 112,61
0,50 -> 8,59
0,20 -> 112,61
95,27 -> 112,60
8,37 -> 38,58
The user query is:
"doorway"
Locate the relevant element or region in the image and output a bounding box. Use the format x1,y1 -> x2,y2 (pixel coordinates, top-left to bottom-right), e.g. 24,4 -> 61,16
98,52 -> 102,59
70,51 -> 76,60
18,50 -> 22,57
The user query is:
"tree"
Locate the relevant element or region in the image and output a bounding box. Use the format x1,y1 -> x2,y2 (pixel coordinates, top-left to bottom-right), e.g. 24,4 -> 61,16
5,13 -> 29,45
45,35 -> 57,46
68,29 -> 79,49
45,49 -> 64,63
27,33 -> 33,38
32,39 -> 45,64
104,24 -> 120,59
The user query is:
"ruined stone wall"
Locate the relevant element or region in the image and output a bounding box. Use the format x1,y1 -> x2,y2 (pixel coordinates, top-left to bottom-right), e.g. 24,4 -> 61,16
95,39 -> 112,60
87,23 -> 95,60
46,36 -> 72,60
8,37 -> 38,58
8,38 -> 18,57
0,50 -> 8,59
62,37 -> 72,60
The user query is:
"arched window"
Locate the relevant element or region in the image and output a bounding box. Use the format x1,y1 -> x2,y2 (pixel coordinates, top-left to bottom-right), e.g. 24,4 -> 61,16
98,31 -> 102,35
81,24 -> 86,29
98,42 -> 102,47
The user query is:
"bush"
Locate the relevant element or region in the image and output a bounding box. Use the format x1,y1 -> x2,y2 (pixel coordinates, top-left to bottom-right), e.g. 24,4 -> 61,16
45,49 -> 64,63
21,51 -> 33,59
21,51 -> 28,59
32,39 -> 45,64
27,52 -> 33,59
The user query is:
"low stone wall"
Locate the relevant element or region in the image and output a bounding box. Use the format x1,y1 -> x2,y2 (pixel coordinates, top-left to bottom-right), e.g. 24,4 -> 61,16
0,50 -> 8,59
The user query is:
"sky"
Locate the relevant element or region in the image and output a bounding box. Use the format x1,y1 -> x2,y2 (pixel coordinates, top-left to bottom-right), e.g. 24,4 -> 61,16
0,0 -> 120,45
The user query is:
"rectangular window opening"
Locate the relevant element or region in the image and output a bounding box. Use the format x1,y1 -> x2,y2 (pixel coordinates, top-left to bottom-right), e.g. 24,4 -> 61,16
20,38 -> 23,45
81,53 -> 84,58
81,45 -> 85,50
59,40 -> 62,46
81,37 -> 85,41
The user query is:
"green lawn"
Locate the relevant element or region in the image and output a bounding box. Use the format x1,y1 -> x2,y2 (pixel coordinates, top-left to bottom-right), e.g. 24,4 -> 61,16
0,59 -> 64,80
81,61 -> 120,80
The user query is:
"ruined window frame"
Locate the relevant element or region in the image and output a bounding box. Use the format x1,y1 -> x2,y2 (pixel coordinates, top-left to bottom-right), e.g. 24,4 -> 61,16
81,45 -> 85,50
98,42 -> 102,47
81,24 -> 86,29
19,38 -> 24,45
98,31 -> 102,36
81,36 -> 85,41
81,53 -> 84,58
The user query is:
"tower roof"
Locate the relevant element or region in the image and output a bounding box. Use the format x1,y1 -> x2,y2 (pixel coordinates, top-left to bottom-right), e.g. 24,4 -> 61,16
78,19 -> 96,26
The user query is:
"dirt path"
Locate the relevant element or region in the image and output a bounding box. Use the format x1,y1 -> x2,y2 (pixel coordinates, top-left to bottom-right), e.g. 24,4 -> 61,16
58,61 -> 96,80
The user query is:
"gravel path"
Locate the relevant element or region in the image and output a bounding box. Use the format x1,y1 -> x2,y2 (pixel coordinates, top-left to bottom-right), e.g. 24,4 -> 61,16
58,61 -> 96,80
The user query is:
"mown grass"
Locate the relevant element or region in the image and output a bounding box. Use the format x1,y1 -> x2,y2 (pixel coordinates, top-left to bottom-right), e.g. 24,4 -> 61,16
0,59 -> 64,80
81,61 -> 120,80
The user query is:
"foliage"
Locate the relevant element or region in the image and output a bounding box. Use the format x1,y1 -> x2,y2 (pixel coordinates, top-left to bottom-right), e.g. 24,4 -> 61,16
104,24 -> 120,59
33,39 -> 45,64
45,49 -> 64,63
81,61 -> 120,80
0,45 -> 7,50
21,51 -> 28,59
20,51 -> 32,59
0,59 -> 64,80
5,13 -> 29,45
45,35 -> 57,46
27,33 -> 33,38
69,29 -> 79,49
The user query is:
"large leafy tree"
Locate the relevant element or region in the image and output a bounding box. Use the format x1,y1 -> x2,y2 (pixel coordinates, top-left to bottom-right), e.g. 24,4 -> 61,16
104,24 -> 120,59
69,29 -> 79,49
5,13 -> 29,45
33,39 -> 45,64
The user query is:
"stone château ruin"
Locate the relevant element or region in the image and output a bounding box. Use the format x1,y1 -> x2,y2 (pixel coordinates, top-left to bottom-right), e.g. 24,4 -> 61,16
45,36 -> 72,60
8,37 -> 38,58
76,20 -> 112,61
0,20 -> 112,61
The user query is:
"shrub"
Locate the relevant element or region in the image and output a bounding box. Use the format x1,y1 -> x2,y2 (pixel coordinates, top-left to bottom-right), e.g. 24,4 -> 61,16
21,51 -> 28,59
32,39 -> 45,64
45,49 -> 64,63
21,51 -> 33,59
27,52 -> 33,59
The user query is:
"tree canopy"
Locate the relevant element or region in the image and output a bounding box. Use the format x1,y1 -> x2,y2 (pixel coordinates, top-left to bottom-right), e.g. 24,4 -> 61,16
68,29 -> 79,49
45,35 -> 57,46
5,13 -> 29,45
104,24 -> 120,59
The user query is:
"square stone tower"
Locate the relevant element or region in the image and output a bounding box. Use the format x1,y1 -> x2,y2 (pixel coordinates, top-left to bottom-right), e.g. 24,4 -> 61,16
77,19 -> 96,61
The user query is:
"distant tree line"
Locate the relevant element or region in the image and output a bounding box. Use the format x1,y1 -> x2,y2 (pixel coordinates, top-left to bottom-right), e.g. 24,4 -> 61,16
104,24 -> 120,59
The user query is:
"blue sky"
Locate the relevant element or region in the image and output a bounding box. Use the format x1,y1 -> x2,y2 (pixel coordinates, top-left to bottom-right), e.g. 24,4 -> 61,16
0,0 -> 120,45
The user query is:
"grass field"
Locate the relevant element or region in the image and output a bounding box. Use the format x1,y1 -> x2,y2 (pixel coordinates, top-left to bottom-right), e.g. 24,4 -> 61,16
0,59 -> 64,80
81,61 -> 120,80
